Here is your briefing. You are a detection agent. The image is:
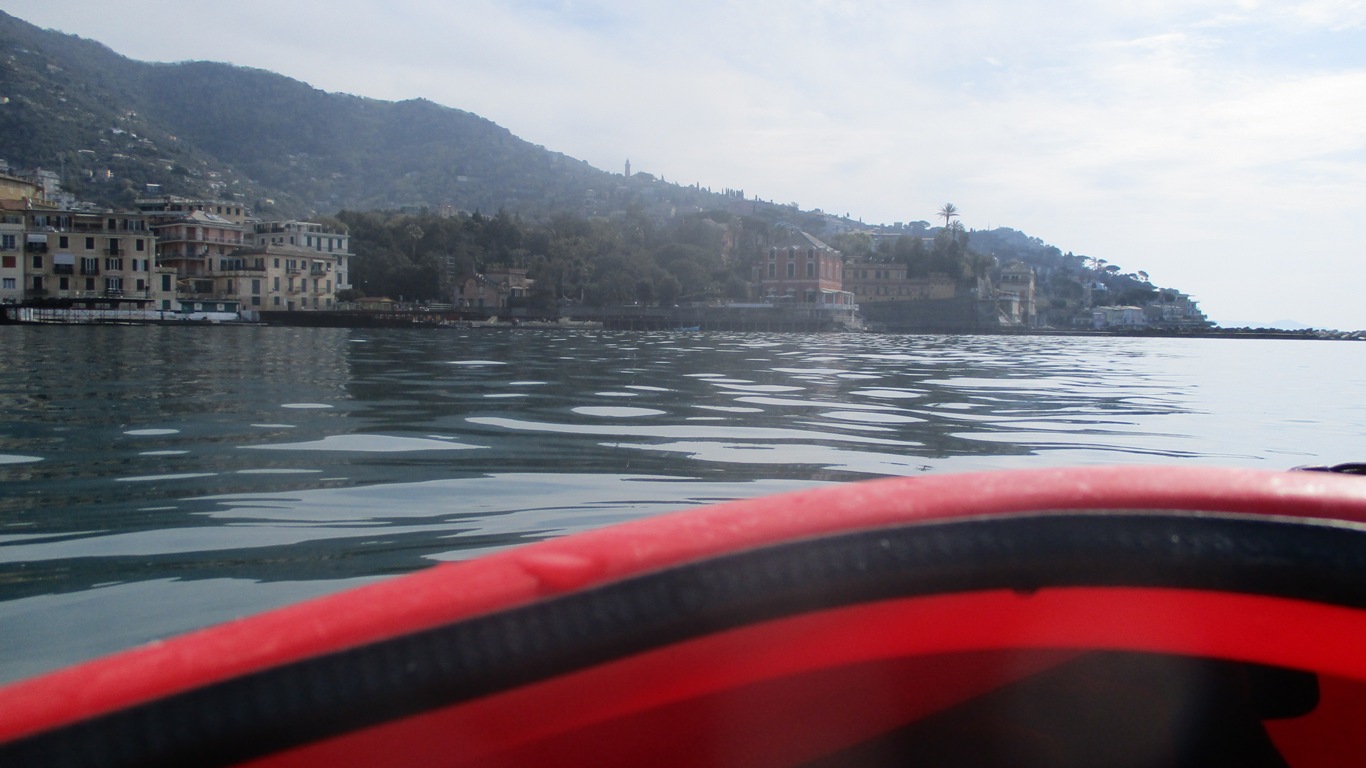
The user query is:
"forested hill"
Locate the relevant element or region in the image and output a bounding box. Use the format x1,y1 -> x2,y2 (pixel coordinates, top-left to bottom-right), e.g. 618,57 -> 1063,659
0,11 -> 731,219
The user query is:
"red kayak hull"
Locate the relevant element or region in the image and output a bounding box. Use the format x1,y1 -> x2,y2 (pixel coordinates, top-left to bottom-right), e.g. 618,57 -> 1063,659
5,466 -> 1366,766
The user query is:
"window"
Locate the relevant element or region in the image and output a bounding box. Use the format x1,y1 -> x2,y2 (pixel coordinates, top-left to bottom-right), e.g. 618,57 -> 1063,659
59,276 -> 69,290
31,276 -> 42,291
273,296 -> 281,306
136,239 -> 145,252
85,237 -> 95,251
2,278 -> 14,290
105,258 -> 123,272
807,261 -> 815,278
252,279 -> 261,294
787,262 -> 795,278
2,255 -> 14,269
768,263 -> 775,278
86,278 -> 95,291
0,234 -> 14,250
105,277 -> 123,294
251,296 -> 261,306
58,236 -> 68,249
32,255 -> 42,269
273,276 -> 280,290
136,279 -> 145,292
161,274 -> 172,291
274,258 -> 280,268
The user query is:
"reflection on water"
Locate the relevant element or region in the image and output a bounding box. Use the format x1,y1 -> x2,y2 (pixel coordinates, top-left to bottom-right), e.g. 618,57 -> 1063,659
1,326 -> 1364,682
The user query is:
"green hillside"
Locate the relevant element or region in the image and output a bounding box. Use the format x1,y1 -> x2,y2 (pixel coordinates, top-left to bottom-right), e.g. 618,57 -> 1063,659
0,11 -> 723,218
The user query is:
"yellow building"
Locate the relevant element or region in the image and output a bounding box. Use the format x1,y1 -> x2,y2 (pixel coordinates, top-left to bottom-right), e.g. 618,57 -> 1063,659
228,244 -> 346,311
842,261 -> 956,302
17,207 -> 170,308
251,221 -> 351,293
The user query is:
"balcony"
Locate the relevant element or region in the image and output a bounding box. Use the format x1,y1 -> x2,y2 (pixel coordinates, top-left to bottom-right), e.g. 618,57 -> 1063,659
23,288 -> 153,301
156,235 -> 243,246
157,252 -> 206,263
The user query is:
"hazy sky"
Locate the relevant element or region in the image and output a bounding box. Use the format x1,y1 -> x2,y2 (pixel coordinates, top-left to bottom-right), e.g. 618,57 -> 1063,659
7,1 -> 1366,328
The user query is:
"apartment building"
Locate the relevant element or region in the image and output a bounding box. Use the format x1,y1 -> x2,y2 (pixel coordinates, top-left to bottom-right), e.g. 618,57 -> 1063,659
250,221 -> 351,293
0,206 -> 24,304
135,195 -> 251,225
0,175 -> 44,304
17,207 -> 174,308
224,244 -> 345,311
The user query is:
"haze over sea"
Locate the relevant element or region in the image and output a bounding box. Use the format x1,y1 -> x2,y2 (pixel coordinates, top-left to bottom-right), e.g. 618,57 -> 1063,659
1,326 -> 1363,683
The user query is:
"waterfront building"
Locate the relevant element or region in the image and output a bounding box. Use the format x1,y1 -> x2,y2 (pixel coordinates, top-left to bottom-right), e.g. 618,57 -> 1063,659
250,221 -> 352,293
456,266 -> 532,311
0,175 -> 45,304
995,261 -> 1037,327
149,209 -> 248,282
756,231 -> 853,307
13,206 -> 172,309
135,196 -> 252,311
221,244 -> 345,311
1092,305 -> 1147,329
1144,290 -> 1210,329
842,260 -> 957,302
0,206 -> 24,304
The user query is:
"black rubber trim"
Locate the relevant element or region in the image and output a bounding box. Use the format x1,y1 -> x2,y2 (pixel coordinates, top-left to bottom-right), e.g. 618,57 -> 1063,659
8,510 -> 1366,767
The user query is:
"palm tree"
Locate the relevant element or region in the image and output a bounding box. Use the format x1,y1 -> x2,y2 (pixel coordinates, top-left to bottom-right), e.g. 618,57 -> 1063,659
937,203 -> 959,231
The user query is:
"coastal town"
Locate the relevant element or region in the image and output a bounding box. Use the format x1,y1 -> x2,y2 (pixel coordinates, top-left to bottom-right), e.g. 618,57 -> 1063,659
0,165 -> 1226,334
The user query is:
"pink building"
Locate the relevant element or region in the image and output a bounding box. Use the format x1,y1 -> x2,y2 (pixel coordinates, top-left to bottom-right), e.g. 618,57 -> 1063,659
756,231 -> 851,307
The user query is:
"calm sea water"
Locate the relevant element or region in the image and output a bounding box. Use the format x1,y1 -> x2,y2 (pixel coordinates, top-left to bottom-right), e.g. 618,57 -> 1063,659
1,325 -> 1364,683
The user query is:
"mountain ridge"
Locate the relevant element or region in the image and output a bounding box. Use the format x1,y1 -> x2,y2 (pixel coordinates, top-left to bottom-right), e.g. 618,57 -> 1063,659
0,10 -> 735,219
